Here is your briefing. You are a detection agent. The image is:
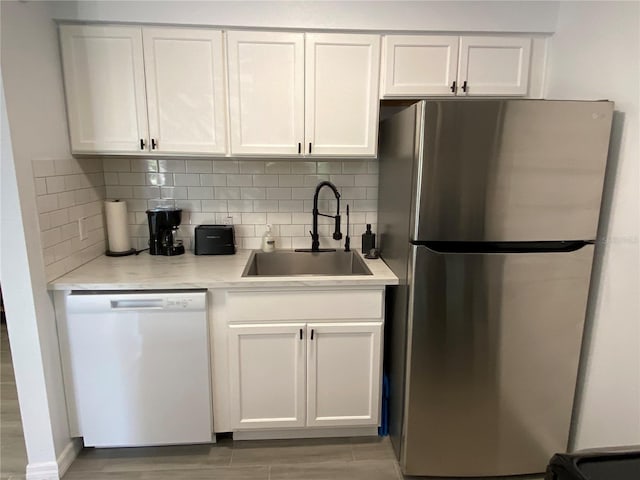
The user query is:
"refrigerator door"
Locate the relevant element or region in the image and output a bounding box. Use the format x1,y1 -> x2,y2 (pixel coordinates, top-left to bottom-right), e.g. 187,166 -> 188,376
402,244 -> 595,477
414,100 -> 613,242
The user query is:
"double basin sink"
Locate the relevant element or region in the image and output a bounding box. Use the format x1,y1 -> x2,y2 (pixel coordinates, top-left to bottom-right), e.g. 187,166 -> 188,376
242,250 -> 372,277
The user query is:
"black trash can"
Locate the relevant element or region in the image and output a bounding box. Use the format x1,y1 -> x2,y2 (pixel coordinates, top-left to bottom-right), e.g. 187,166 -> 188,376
545,450 -> 640,480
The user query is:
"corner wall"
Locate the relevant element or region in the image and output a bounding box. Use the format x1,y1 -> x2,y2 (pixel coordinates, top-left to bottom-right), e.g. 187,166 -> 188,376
545,1 -> 640,449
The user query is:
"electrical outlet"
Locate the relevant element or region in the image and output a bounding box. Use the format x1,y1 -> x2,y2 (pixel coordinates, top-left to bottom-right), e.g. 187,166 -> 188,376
78,217 -> 88,241
223,216 -> 233,226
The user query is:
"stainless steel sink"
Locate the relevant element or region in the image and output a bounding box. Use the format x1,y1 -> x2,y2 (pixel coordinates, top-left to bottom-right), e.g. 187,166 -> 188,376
242,250 -> 373,277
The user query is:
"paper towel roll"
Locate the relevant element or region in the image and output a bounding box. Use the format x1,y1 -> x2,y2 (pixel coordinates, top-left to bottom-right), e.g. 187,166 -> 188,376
104,200 -> 131,253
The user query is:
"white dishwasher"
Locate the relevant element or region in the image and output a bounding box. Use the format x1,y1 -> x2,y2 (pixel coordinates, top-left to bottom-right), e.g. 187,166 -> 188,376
64,290 -> 212,447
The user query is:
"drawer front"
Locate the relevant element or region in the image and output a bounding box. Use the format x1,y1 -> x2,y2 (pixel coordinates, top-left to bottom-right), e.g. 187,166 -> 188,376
227,289 -> 383,322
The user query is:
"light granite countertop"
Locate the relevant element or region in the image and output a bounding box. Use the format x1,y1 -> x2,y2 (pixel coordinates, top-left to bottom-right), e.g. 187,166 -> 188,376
48,249 -> 398,290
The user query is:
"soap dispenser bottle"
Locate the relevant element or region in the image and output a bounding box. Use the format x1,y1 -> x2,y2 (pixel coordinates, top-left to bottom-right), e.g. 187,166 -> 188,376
262,224 -> 275,252
362,224 -> 375,253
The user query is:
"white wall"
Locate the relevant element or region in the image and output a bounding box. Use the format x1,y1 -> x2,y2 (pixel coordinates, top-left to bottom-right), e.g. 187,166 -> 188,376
51,0 -> 559,33
545,1 -> 640,449
0,0 -> 78,476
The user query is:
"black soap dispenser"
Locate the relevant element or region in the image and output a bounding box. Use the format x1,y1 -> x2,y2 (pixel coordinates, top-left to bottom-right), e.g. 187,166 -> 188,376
362,224 -> 376,253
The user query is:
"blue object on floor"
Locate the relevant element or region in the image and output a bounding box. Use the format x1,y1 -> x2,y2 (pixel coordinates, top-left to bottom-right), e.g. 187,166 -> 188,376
378,373 -> 390,436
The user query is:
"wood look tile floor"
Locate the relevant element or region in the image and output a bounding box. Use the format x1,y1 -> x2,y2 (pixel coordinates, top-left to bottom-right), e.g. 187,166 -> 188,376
1,323 -> 402,480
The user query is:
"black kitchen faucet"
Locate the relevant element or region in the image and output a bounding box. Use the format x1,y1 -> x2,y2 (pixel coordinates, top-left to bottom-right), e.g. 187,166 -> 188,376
295,180 -> 342,252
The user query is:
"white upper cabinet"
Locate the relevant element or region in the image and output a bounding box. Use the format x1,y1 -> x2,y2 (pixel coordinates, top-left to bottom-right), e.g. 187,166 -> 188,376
143,28 -> 227,154
305,33 -> 381,157
381,34 -> 534,98
382,35 -> 459,96
60,25 -> 227,155
226,31 -> 305,156
226,31 -> 380,157
60,25 -> 149,153
458,36 -> 531,96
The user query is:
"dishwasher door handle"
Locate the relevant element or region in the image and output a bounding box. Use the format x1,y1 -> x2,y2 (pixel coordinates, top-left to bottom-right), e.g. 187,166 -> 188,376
110,299 -> 164,310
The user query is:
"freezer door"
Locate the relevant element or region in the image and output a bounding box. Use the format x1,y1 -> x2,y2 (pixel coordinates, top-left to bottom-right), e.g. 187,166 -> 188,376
402,244 -> 595,476
415,100 -> 613,242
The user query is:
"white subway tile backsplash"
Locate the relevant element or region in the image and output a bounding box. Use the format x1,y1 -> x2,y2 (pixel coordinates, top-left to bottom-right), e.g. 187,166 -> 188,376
290,162 -> 316,174
227,174 -> 253,187
214,187 -> 241,200
329,174 -> 355,187
240,187 -> 266,200
253,175 -> 279,187
355,174 -> 378,187
41,228 -> 62,248
160,186 -> 188,199
49,209 -> 70,228
131,159 -> 158,172
252,200 -> 279,212
46,176 -> 66,194
265,161 -> 290,174
201,200 -> 229,212
174,173 -> 200,186
134,186 -> 161,199
267,212 -> 292,225
227,200 -> 254,212
200,174 -> 227,186
96,157 -> 379,252
186,160 -> 213,173
158,159 -> 186,173
146,173 -> 173,186
239,161 -> 265,174
103,158 -> 130,172
278,200 -> 303,212
32,159 -> 56,177
186,186 -> 213,199
107,185 -> 133,199
241,212 -> 266,224
266,188 -> 292,200
117,172 -> 146,185
58,191 -> 76,209
211,160 -> 239,173
35,178 -> 48,195
342,160 -> 368,174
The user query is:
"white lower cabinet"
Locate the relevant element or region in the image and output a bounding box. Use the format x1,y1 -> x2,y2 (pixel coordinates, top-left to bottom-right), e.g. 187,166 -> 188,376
229,322 -> 382,431
226,288 -> 384,432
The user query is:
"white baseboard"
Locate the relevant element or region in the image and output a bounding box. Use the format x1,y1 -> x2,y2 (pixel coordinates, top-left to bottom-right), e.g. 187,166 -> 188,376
26,462 -> 59,480
57,438 -> 82,477
233,426 -> 378,440
25,438 -> 82,480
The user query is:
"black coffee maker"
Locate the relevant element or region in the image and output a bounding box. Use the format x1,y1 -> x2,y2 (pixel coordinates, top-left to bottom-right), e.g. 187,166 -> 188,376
146,208 -> 185,256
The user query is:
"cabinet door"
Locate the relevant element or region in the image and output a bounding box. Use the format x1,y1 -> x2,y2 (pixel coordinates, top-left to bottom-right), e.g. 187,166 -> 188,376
59,25 -> 149,153
228,323 -> 306,429
305,33 -> 381,157
226,31 -> 304,156
307,322 -> 382,427
382,35 -> 459,97
458,36 -> 531,96
143,28 -> 227,154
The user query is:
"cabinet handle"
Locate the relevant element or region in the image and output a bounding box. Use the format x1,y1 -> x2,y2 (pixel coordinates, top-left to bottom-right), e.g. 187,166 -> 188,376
151,138 -> 158,150
140,138 -> 146,150
309,142 -> 312,154
298,142 -> 301,154
462,81 -> 468,93
310,328 -> 314,340
299,328 -> 303,340
450,81 -> 457,93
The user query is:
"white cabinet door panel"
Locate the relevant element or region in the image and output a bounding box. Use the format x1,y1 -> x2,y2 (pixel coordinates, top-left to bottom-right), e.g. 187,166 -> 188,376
143,28 -> 227,154
227,31 -> 304,156
307,322 -> 382,427
229,323 -> 306,429
382,35 -> 459,96
60,25 -> 148,153
458,36 -> 531,96
305,33 -> 380,157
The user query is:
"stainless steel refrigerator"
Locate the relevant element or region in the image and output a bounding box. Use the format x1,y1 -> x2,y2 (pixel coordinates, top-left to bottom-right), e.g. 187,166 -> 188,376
378,99 -> 613,477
